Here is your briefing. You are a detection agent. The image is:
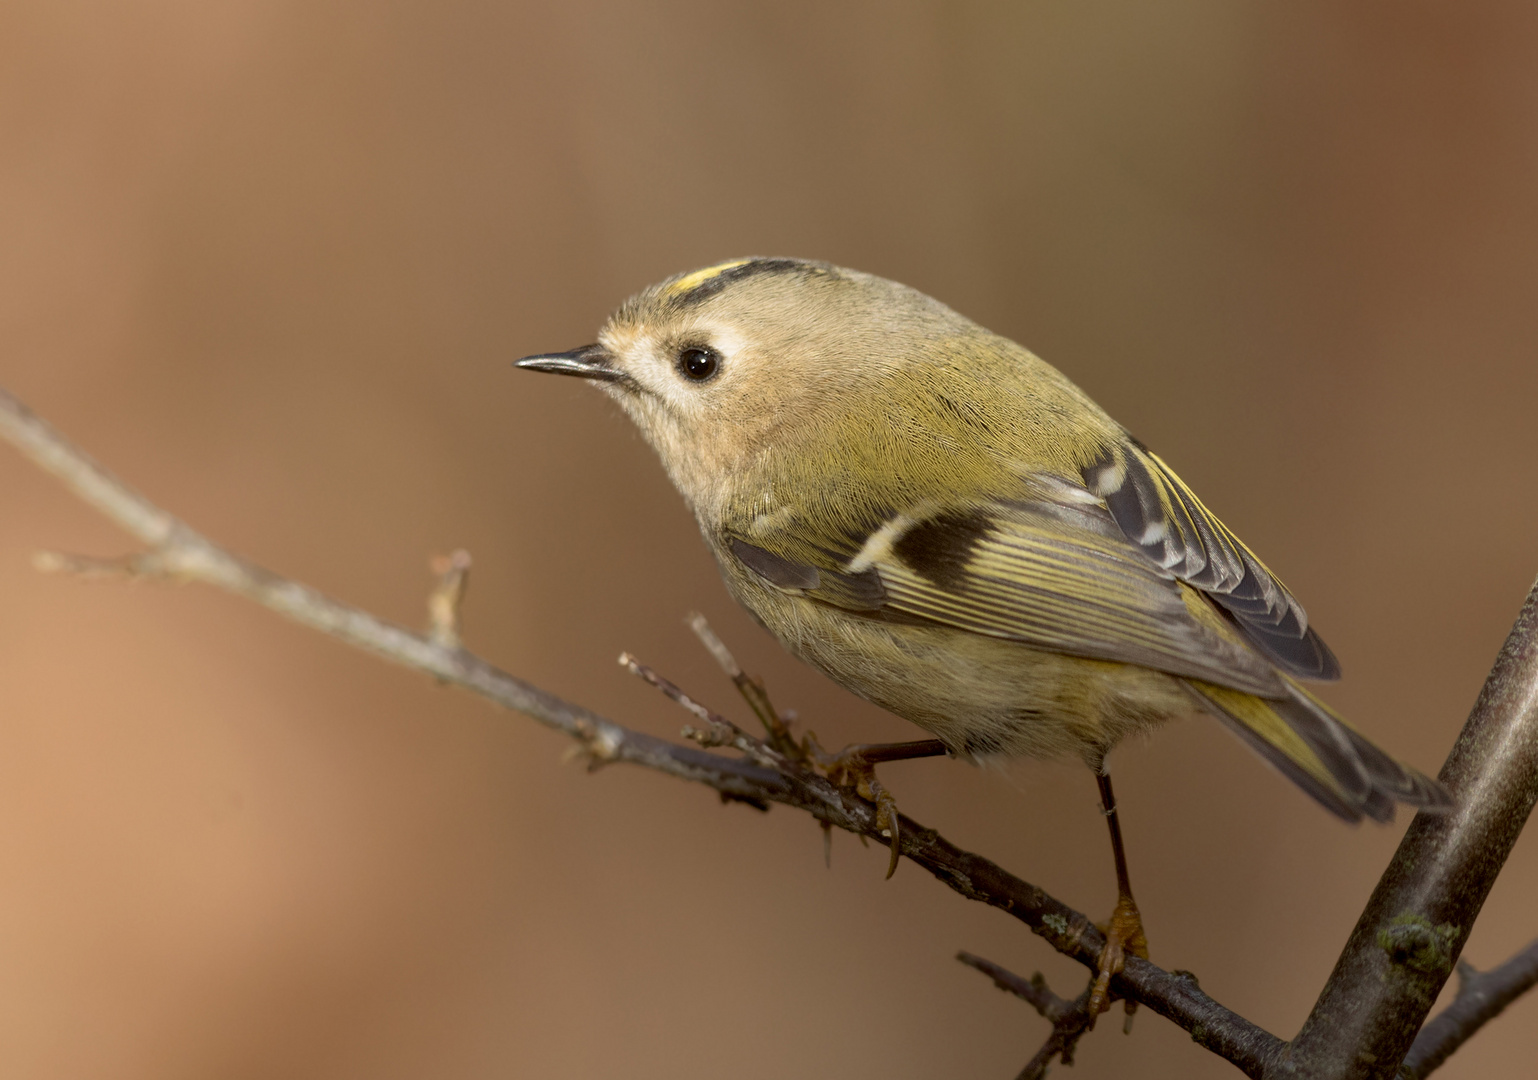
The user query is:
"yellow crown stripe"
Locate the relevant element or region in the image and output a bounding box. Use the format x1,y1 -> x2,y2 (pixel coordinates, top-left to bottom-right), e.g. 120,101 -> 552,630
661,259 -> 755,297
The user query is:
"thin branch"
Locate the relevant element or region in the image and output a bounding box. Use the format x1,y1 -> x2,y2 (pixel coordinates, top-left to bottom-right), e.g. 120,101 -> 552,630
687,610 -> 801,758
1014,1011 -> 1092,1080
23,384 -> 1537,1076
618,652 -> 786,771
957,951 -> 1079,1020
1277,578 -> 1538,1079
0,384 -> 1338,1078
686,611 -> 743,680
0,389 -> 781,782
957,952 -> 1096,1079
1401,938 -> 1538,1078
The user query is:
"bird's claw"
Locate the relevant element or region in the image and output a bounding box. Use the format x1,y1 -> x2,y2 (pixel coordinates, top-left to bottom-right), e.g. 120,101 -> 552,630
1088,892 -> 1148,1028
867,777 -> 902,880
805,736 -> 904,878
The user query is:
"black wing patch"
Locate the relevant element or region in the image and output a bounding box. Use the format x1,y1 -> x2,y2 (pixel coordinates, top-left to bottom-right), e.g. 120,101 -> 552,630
1083,444 -> 1341,681
822,499 -> 1285,695
890,509 -> 994,591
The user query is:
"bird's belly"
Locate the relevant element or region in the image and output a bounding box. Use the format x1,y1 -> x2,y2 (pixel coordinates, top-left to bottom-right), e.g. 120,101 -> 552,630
741,582 -> 1194,766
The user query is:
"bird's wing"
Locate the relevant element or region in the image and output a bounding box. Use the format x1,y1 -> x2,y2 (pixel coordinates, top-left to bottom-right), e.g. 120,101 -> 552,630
727,483 -> 1288,697
1080,442 -> 1340,680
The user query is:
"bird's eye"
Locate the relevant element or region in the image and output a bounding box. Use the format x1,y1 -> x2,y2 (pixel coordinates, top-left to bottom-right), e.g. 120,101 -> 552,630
677,346 -> 720,382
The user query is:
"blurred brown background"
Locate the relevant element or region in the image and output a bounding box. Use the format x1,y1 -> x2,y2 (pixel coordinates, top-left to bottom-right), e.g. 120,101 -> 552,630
2,2 -> 1536,1077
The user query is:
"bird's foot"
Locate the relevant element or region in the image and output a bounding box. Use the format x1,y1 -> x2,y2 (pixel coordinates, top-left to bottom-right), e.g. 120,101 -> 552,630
803,736 -> 905,879
1089,892 -> 1148,1030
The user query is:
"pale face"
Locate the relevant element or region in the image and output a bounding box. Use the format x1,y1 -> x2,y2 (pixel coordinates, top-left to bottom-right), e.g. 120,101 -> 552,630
592,312 -> 785,518
516,258 -> 945,520
596,315 -> 751,425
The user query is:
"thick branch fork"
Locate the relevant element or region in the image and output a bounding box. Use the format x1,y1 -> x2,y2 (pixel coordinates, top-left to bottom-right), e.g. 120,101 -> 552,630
1277,579 -> 1538,1079
2,385 -> 1534,1079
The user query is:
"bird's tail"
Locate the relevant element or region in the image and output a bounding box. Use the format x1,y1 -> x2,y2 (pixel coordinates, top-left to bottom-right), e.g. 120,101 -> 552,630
1182,677 -> 1452,822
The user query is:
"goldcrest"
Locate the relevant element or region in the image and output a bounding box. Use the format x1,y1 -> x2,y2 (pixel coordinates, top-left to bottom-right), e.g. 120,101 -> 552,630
519,257 -> 1449,824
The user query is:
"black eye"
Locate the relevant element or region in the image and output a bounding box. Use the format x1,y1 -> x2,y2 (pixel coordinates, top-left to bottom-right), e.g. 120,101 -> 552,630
678,346 -> 720,382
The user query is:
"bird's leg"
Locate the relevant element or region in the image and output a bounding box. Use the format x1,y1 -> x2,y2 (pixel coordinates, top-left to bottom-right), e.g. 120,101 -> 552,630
1088,770 -> 1148,1029
803,736 -> 948,878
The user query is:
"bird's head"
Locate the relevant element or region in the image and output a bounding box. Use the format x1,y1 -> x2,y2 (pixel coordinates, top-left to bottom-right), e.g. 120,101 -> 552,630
517,257 -> 970,520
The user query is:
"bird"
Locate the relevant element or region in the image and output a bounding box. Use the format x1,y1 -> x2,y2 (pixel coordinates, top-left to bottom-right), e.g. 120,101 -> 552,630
517,256 -> 1451,1020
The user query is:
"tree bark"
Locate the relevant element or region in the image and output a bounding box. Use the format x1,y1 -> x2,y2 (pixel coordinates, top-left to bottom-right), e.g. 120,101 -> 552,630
1275,579 -> 1538,1079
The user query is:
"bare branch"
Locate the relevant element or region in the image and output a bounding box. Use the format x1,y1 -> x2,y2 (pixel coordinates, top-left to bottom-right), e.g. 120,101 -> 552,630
957,952 -> 1096,1079
1014,1011 -> 1092,1080
0,387 -> 766,792
687,611 -> 801,758
956,950 -> 1079,1020
686,611 -> 742,678
618,652 -> 786,770
1278,579 -> 1538,1079
0,383 -> 1341,1078
1401,938 -> 1538,1078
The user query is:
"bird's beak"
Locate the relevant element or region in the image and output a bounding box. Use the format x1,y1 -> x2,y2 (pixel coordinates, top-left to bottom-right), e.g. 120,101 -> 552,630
515,344 -> 624,382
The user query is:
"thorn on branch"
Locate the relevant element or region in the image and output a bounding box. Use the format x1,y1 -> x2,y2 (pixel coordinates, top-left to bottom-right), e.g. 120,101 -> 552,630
718,790 -> 771,812
426,549 -> 472,648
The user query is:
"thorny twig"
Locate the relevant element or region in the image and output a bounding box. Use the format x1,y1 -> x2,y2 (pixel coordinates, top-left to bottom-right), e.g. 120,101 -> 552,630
688,611 -> 840,861
619,652 -> 789,770
687,611 -> 802,759
3,385 -> 1536,1078
957,951 -> 1096,1079
685,614 -> 938,876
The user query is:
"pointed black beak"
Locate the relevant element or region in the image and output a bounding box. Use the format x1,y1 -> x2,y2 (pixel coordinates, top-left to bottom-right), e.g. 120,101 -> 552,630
515,344 -> 624,383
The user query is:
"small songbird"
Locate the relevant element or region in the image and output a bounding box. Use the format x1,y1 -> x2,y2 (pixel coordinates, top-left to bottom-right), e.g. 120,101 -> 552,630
518,257 -> 1450,1017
